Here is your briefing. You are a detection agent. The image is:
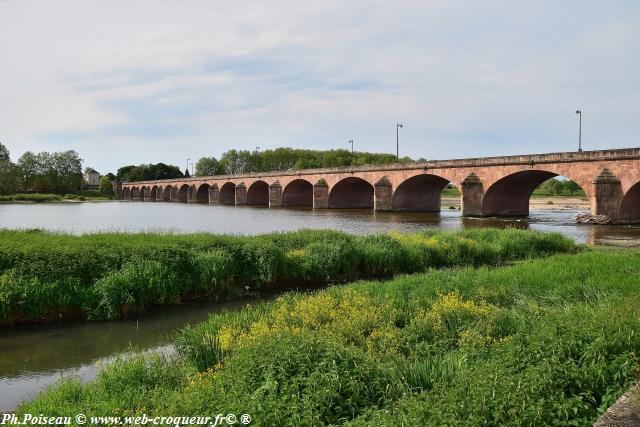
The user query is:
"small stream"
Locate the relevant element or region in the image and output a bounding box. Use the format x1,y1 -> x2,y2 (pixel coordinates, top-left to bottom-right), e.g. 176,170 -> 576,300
0,300 -> 254,412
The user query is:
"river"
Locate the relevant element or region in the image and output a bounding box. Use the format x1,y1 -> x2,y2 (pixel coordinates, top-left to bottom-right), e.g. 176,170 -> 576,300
1,201 -> 640,411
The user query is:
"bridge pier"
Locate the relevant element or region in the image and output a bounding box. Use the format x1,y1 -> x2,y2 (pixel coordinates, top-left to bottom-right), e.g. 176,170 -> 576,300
269,181 -> 283,207
170,186 -> 179,202
209,185 -> 219,204
143,187 -> 152,202
461,173 -> 483,217
188,187 -> 197,204
235,182 -> 247,205
154,187 -> 162,202
114,183 -> 123,200
313,180 -> 329,209
591,168 -> 622,219
374,177 -> 393,211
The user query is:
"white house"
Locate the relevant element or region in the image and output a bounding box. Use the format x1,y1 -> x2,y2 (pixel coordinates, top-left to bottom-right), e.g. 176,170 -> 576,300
84,168 -> 101,190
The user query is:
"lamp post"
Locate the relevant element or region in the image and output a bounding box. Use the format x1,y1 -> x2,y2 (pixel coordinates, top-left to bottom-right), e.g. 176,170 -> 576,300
396,123 -> 403,160
575,110 -> 582,152
189,161 -> 194,176
186,158 -> 191,176
348,139 -> 354,163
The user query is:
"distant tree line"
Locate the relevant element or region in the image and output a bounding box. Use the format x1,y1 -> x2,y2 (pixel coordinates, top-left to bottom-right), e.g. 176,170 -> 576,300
0,142 -> 84,195
533,178 -> 585,196
195,148 -> 414,176
116,163 -> 184,182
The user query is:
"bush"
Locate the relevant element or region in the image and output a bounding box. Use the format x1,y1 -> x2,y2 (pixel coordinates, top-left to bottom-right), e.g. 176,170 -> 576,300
90,261 -> 178,319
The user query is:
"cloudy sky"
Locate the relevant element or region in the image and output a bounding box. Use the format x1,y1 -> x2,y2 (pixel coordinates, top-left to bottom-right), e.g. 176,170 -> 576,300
1,1 -> 639,173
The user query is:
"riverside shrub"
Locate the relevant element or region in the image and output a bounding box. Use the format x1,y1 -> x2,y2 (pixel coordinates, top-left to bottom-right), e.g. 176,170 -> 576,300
0,228 -> 576,323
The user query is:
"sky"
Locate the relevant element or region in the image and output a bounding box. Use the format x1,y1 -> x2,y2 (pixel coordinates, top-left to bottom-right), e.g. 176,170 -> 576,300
1,0 -> 639,173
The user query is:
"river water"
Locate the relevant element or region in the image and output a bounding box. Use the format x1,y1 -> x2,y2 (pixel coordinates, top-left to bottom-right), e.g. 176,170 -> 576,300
1,201 -> 640,411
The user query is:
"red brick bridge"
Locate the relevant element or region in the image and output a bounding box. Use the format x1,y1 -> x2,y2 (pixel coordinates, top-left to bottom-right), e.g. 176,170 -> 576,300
117,147 -> 640,222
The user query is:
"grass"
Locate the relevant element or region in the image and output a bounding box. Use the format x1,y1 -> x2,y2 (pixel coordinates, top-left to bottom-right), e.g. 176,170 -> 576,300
0,191 -> 111,202
441,187 -> 461,197
0,228 -> 575,324
0,193 -> 63,202
18,248 -> 640,426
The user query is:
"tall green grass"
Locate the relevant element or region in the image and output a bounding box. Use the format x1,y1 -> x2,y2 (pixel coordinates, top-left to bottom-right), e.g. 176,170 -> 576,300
0,229 -> 575,324
18,249 -> 640,426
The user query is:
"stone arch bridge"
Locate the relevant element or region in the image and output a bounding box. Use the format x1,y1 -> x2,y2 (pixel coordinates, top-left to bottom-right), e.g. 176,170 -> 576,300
117,148 -> 640,222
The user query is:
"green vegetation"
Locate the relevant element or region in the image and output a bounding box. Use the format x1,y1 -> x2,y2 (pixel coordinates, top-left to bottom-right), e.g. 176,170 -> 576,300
99,176 -> 115,197
19,249 -> 640,426
16,149 -> 84,193
0,191 -> 111,203
117,163 -> 184,182
441,184 -> 461,197
0,142 -> 97,196
0,228 -> 574,325
533,177 -> 586,197
194,147 -> 414,176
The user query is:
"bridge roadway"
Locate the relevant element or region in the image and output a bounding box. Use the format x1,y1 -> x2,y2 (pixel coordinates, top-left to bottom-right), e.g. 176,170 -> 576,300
117,147 -> 640,222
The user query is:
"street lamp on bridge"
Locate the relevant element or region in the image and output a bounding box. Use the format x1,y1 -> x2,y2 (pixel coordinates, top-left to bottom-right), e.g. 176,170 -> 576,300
348,139 -> 354,162
396,123 -> 403,161
575,109 -> 582,152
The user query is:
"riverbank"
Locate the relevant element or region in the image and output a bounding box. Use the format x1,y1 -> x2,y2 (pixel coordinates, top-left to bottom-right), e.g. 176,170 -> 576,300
17,248 -> 640,425
0,228 -> 575,326
440,196 -> 590,210
0,192 -> 112,203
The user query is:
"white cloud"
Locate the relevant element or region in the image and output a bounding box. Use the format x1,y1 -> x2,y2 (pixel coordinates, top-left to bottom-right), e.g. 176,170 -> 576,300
0,0 -> 638,171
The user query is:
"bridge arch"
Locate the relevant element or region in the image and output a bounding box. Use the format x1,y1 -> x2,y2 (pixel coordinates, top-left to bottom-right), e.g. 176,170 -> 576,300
392,173 -> 451,211
219,182 -> 236,204
178,184 -> 190,203
162,185 -> 172,202
140,186 -> 149,201
149,185 -> 157,202
482,170 -> 587,216
123,187 -> 131,200
282,179 -> 313,207
618,180 -> 640,222
247,181 -> 269,205
131,187 -> 140,201
329,177 -> 374,209
196,184 -> 210,203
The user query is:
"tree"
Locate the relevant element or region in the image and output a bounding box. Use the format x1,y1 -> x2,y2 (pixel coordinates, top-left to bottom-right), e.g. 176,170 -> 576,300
99,176 -> 114,196
565,180 -> 582,195
0,142 -> 9,163
51,150 -> 83,193
116,164 -> 183,182
17,151 -> 40,191
537,178 -> 564,196
195,157 -> 223,176
117,165 -> 137,182
148,163 -> 183,180
0,142 -> 19,195
184,168 -> 190,178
